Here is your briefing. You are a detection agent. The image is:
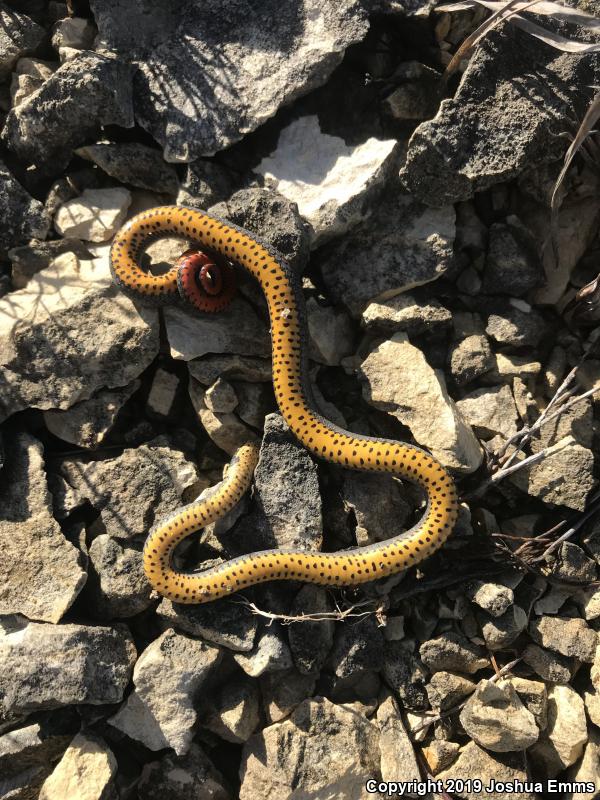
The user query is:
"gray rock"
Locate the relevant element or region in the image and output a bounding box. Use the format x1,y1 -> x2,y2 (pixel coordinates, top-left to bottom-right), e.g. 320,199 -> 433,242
448,334 -> 494,386
59,437 -> 198,540
234,381 -> 274,429
288,586 -> 334,676
0,717 -> 74,788
510,677 -> 547,731
109,629 -> 221,755
320,189 -> 455,314
260,668 -> 316,724
530,616 -> 597,663
189,379 -> 257,455
44,381 -> 140,448
382,61 -> 444,121
577,586 -> 600,622
423,739 -> 460,775
510,436 -> 596,512
360,333 -> 482,472
482,223 -> 543,296
11,57 -> 56,108
38,731 -> 117,800
466,580 -> 514,618
210,187 -> 310,272
459,679 -> 539,753
522,643 -> 573,684
9,237 -> 91,289
203,678 -> 260,743
480,605 -> 528,651
377,695 -> 421,787
234,626 -> 293,678
3,51 -> 134,172
307,297 -> 355,366
382,642 -> 428,712
92,0 -> 368,160
329,616 -> 384,680
342,470 -> 411,547
86,535 -> 153,619
361,292 -> 452,336
257,115 -> 398,246
164,297 -> 270,361
400,32 -> 599,206
0,159 -> 49,255
75,142 -> 179,194
231,414 -> 322,553
137,744 -> 230,800
0,619 -> 136,715
0,3 -> 45,80
456,385 -> 518,441
481,351 -> 542,386
419,631 -> 488,675
156,597 -> 258,652
437,741 -> 535,800
178,159 -> 239,209
204,377 -> 238,413
239,697 -> 379,800
531,397 -> 593,452
0,253 -> 159,423
485,304 -> 548,349
426,671 -> 476,712
146,369 -> 180,418
188,355 -> 272,386
543,684 -> 588,770
552,542 -> 597,584
0,433 -> 86,623
51,16 -> 96,53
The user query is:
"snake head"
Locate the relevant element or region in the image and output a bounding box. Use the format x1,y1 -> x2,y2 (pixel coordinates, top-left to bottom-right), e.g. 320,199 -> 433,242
570,274 -> 600,326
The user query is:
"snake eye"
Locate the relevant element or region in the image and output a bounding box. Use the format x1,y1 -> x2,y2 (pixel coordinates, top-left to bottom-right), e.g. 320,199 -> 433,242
176,248 -> 236,312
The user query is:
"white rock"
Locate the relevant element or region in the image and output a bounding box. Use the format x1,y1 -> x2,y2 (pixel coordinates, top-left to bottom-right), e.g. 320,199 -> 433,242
546,684 -> 587,769
52,17 -> 96,51
147,368 -> 179,417
359,332 -> 482,472
257,115 -> 398,246
39,732 -> 117,800
55,188 -> 132,242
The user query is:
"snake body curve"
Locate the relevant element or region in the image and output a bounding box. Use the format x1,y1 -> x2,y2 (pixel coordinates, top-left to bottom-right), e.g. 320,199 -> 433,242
110,206 -> 459,603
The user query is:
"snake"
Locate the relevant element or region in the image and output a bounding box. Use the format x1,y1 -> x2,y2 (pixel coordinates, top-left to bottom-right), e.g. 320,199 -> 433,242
110,206 -> 459,604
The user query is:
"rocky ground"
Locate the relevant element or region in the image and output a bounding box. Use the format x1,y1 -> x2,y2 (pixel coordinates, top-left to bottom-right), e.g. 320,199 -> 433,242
1,0 -> 600,798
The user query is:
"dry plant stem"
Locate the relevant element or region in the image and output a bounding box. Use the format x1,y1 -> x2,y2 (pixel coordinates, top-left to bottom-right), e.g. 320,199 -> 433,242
443,0 -> 541,78
237,597 -> 383,626
412,657 -> 521,733
531,488 -> 600,562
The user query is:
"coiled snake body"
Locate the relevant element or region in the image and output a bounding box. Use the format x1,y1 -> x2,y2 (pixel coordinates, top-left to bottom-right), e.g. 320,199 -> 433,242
110,207 -> 458,603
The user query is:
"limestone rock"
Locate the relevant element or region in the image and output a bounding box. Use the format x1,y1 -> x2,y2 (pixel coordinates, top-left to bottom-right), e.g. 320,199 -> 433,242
361,293 -> 452,336
257,115 -> 398,246
156,597 -> 258,652
459,679 -> 539,752
420,631 -> 488,675
55,188 -> 131,242
91,0 -> 369,160
529,616 -> 597,663
377,695 -> 421,787
320,189 -> 455,314
86,535 -> 153,619
3,51 -> 134,172
0,432 -> 86,623
360,333 -> 482,472
137,744 -> 230,800
233,626 -> 293,678
239,697 -> 379,800
427,671 -> 476,712
0,252 -> 158,423
288,586 -> 335,676
0,3 -> 45,80
0,619 -> 136,715
75,142 -> 179,194
59,437 -> 198,540
38,732 -> 117,800
203,679 -> 260,744
437,741 -> 535,800
109,629 -> 221,756
0,159 -> 49,255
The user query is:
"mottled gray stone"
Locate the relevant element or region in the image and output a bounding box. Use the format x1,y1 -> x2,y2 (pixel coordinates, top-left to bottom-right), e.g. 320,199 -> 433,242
9,237 -> 91,289
75,142 -> 179,194
426,671 -> 476,712
0,433 -> 86,623
330,616 -> 384,680
482,223 -> 543,296
0,160 -> 49,255
59,437 -> 197,540
382,641 -> 428,712
3,51 -> 134,172
109,629 -> 221,756
86,535 -> 153,619
342,470 -> 411,546
91,0 -> 368,161
320,189 -> 455,314
260,668 -> 316,724
456,385 -> 518,441
239,698 -> 379,800
522,643 -> 573,684
0,3 -> 44,80
377,695 -> 421,787
400,32 -> 600,206
530,616 -> 597,663
449,334 -> 494,386
44,381 -> 139,449
0,619 -> 136,716
288,586 -> 335,676
361,292 -> 452,336
234,626 -> 293,678
485,304 -> 548,349
459,680 -> 539,753
137,744 -> 230,800
38,731 -> 117,800
203,678 -> 260,743
419,631 -> 488,675
156,597 -> 258,652
0,253 -> 158,423
552,542 -> 597,584
437,741 -> 535,800
188,355 -> 272,386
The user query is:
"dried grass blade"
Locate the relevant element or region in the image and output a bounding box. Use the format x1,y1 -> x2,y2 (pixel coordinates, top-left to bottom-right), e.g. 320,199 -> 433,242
509,15 -> 600,51
437,0 -> 600,30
